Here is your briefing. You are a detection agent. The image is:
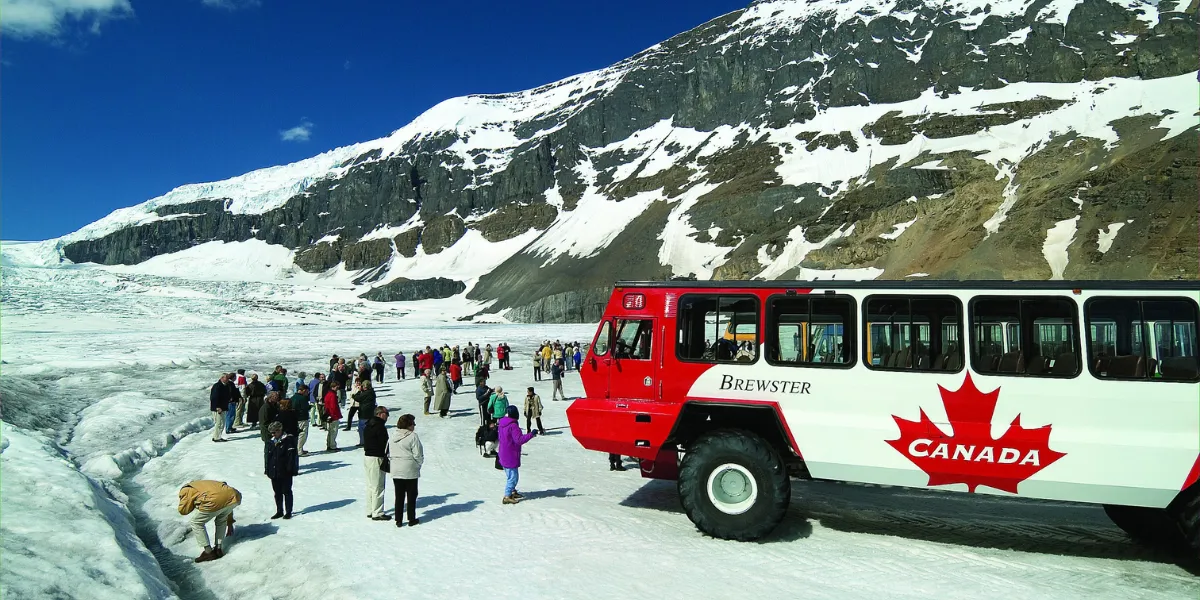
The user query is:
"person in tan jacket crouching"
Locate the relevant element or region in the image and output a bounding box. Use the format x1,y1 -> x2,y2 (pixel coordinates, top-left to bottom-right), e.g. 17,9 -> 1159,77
178,480 -> 242,563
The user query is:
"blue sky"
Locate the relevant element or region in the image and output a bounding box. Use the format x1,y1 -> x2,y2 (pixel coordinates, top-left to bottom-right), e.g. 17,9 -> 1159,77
1,0 -> 748,241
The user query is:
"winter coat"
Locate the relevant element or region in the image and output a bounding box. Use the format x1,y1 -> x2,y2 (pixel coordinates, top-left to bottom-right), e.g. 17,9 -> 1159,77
178,480 -> 241,515
448,362 -> 462,383
363,417 -> 389,458
210,380 -> 231,412
574,349 -> 582,364
323,390 -> 342,421
524,393 -> 543,419
551,363 -> 563,381
496,345 -> 507,360
387,428 -> 424,479
475,385 -> 492,405
420,375 -> 433,397
488,392 -> 510,419
224,381 -> 241,404
432,374 -> 450,411
541,346 -> 552,360
275,408 -> 299,437
289,392 -> 311,418
497,416 -> 536,469
533,352 -> 541,369
330,369 -> 349,389
353,388 -> 377,419
259,403 -> 279,441
483,349 -> 493,365
265,434 -> 299,478
373,357 -> 384,371
270,373 -> 288,391
418,353 -> 434,372
395,354 -> 404,368
246,380 -> 267,400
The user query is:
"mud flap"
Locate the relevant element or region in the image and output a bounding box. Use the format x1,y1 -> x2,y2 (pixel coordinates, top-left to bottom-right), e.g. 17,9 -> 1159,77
640,448 -> 680,480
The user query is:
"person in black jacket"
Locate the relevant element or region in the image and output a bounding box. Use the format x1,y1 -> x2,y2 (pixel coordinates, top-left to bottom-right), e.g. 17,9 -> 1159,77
222,374 -> 242,434
475,383 -> 493,426
245,374 -> 267,428
352,380 -> 377,446
362,407 -> 390,521
265,422 -> 299,519
210,374 -> 232,443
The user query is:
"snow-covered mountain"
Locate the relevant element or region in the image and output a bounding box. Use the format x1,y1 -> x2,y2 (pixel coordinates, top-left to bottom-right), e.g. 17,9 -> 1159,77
21,0 -> 1200,322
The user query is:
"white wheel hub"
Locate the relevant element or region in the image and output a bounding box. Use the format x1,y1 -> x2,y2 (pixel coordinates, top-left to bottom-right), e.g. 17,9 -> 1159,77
706,463 -> 758,515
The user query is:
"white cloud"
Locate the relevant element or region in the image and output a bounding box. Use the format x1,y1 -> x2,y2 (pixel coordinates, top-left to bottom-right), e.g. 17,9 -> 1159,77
279,120 -> 314,142
0,0 -> 132,39
201,0 -> 261,9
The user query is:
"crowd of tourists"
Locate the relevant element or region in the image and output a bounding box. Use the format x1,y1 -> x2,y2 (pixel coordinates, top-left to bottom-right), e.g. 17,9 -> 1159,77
193,339 -> 604,563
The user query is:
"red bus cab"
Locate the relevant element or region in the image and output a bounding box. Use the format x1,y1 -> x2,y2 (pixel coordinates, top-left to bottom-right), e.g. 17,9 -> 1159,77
566,280 -> 1200,547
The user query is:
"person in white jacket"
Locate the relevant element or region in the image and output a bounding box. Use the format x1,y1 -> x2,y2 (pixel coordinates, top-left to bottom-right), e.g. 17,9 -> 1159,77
388,413 -> 424,527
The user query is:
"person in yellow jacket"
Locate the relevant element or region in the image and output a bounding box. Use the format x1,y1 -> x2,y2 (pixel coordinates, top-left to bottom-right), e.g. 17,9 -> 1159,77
178,480 -> 242,563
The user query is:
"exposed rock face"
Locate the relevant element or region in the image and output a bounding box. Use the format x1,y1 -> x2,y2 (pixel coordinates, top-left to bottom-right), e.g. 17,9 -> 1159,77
503,287 -> 613,324
359,278 -> 466,302
57,0 -> 1199,323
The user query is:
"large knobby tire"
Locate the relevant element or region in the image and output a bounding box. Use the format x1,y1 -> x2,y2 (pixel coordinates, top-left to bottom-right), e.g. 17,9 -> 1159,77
1103,504 -> 1187,551
678,429 -> 791,541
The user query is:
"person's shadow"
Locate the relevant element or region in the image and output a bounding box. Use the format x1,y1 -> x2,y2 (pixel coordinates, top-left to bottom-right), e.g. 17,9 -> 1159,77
299,460 -> 347,475
518,487 -> 577,500
420,500 -> 483,522
300,498 -> 354,515
417,493 -> 458,508
233,523 -> 278,542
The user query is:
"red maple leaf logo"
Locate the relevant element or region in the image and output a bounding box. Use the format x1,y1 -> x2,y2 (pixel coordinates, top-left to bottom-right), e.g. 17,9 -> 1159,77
886,373 -> 1066,494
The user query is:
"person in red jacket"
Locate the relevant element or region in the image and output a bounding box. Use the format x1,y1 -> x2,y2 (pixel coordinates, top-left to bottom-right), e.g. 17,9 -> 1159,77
496,344 -> 507,370
448,360 -> 463,393
323,382 -> 342,452
418,347 -> 435,373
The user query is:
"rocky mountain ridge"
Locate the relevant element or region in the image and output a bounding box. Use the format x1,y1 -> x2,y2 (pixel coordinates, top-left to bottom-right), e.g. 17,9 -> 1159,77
43,0 -> 1200,322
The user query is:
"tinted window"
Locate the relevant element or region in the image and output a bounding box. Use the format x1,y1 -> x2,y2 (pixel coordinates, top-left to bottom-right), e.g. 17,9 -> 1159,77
864,295 -> 962,372
592,321 -> 611,356
970,296 -> 1079,377
615,319 -> 653,360
1085,297 -> 1199,381
766,295 -> 854,367
676,295 -> 758,363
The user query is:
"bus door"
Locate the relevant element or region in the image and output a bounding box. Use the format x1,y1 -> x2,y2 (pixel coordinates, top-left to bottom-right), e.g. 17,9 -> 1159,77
583,320 -> 615,398
610,318 -> 659,401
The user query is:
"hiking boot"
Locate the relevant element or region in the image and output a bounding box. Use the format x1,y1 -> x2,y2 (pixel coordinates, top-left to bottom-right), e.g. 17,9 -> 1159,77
194,549 -> 218,563
270,511 -> 284,520
408,519 -> 420,526
212,547 -> 224,559
502,496 -> 520,505
511,491 -> 525,500
283,513 -> 292,520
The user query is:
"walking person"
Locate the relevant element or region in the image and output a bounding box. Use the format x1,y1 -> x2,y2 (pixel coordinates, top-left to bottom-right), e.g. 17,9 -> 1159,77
353,380 -> 377,446
550,360 -> 566,401
498,405 -> 538,504
388,413 -> 424,527
434,368 -> 451,418
265,422 -> 299,519
523,387 -> 546,435
395,351 -> 406,380
210,373 -> 231,442
363,406 -> 391,521
290,384 -> 313,456
420,369 -> 433,416
178,480 -> 241,562
323,381 -> 342,452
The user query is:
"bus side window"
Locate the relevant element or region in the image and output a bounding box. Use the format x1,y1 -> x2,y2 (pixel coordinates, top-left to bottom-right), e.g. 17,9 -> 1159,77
766,295 -> 854,368
864,295 -> 961,372
1086,297 -> 1199,381
592,321 -> 612,356
675,295 -> 758,364
614,319 -> 653,360
970,296 -> 1079,377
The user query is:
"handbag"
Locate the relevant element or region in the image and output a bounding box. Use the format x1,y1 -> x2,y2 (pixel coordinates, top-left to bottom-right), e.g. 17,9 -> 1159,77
380,441 -> 391,473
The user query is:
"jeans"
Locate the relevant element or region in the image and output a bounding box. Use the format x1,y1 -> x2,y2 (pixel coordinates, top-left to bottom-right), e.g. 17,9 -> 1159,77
225,403 -> 237,431
504,467 -> 519,497
357,418 -> 368,446
393,478 -> 418,523
271,475 -> 293,515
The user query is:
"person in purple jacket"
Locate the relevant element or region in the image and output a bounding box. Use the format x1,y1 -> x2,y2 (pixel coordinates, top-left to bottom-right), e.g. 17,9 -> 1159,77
497,405 -> 538,504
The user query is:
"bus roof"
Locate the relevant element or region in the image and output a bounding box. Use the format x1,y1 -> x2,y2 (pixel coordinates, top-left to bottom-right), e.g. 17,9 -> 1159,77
614,280 -> 1200,291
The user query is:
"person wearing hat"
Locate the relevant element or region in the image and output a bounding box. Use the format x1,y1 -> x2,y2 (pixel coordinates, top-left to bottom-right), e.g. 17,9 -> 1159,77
497,405 -> 538,504
178,480 -> 241,563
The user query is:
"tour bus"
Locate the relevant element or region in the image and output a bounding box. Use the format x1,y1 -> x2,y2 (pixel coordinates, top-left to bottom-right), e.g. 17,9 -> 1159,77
565,280 -> 1200,550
